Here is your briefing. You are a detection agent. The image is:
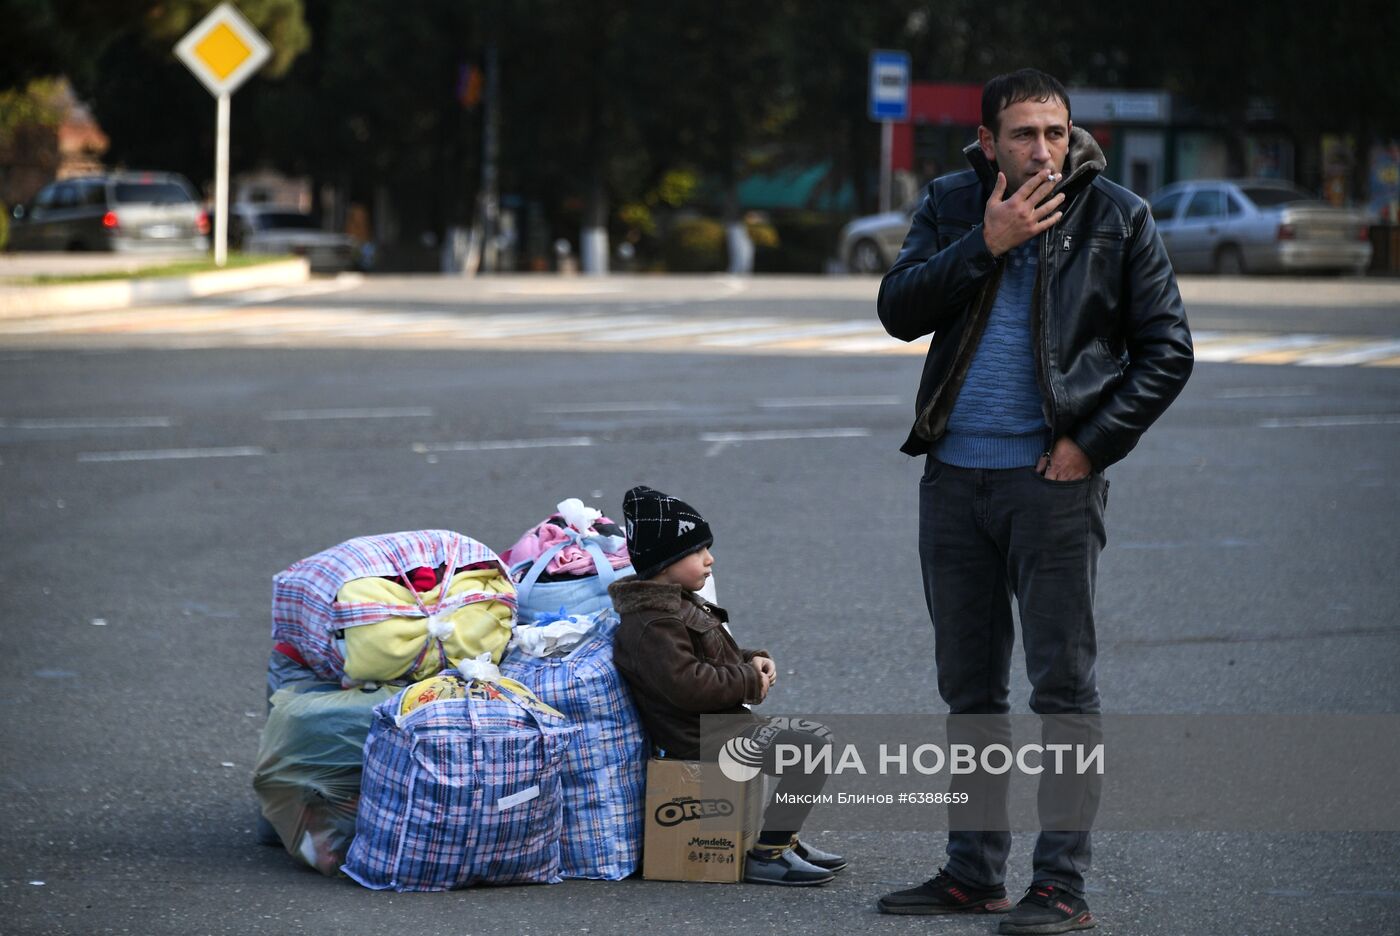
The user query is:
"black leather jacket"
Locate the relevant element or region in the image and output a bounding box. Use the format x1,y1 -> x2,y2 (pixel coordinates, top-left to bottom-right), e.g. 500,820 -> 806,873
877,129 -> 1193,470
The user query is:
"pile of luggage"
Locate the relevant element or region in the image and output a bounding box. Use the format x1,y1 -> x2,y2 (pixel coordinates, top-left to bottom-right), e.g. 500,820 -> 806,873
252,501 -> 648,890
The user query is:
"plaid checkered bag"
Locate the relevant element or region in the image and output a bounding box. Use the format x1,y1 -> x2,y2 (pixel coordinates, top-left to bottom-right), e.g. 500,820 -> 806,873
271,530 -> 514,683
341,669 -> 575,891
499,610 -> 648,880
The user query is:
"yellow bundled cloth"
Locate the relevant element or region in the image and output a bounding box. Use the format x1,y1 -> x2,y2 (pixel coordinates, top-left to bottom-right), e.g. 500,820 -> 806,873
399,657 -> 564,720
337,567 -> 515,683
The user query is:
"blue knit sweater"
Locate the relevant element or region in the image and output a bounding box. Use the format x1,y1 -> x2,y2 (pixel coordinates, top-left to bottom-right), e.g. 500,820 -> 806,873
934,239 -> 1049,468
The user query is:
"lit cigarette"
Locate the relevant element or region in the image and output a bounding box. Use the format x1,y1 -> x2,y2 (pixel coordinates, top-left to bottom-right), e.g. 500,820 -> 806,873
1048,172 -> 1060,182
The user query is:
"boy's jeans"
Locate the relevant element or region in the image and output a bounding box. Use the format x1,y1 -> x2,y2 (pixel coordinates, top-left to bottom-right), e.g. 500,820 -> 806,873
918,456 -> 1108,897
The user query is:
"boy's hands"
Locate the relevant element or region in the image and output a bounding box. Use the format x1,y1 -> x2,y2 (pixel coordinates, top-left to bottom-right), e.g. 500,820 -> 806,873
751,656 -> 777,701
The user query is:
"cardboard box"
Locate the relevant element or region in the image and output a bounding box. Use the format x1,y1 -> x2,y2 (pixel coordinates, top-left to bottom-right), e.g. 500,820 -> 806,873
642,757 -> 763,883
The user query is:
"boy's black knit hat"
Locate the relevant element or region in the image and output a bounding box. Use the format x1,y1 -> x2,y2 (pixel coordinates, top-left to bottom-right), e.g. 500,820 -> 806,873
622,485 -> 714,580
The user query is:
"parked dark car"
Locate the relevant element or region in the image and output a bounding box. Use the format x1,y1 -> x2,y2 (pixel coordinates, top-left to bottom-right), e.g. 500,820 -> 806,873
6,172 -> 210,254
1148,179 -> 1371,275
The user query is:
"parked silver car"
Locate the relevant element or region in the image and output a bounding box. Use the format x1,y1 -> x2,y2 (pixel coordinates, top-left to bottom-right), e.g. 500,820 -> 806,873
1149,179 -> 1372,275
6,172 -> 209,254
837,199 -> 920,274
230,205 -> 357,272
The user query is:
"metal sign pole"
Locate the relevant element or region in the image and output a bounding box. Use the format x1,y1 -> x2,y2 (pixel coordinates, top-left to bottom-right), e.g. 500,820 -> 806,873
869,49 -> 909,215
174,4 -> 272,268
879,120 -> 893,213
214,92 -> 230,267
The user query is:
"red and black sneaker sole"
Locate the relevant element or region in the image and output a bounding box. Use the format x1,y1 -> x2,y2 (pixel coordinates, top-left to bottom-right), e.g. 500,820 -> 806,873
998,910 -> 1096,934
878,896 -> 1013,915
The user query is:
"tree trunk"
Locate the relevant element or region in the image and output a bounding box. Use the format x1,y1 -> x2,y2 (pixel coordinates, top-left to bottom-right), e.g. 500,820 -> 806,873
723,181 -> 752,275
581,163 -> 608,275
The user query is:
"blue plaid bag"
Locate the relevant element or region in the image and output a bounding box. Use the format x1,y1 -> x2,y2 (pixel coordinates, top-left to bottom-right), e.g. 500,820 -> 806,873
342,668 -> 574,891
500,610 -> 647,880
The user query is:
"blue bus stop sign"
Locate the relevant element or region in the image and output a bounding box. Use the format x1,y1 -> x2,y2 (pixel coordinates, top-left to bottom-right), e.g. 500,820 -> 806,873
869,50 -> 910,122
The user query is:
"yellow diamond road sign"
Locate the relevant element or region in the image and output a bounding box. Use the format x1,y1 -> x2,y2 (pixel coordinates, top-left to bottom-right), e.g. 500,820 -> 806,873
175,3 -> 271,96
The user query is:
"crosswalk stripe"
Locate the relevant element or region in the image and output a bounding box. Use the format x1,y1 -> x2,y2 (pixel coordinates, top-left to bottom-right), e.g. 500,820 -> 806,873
1192,334 -> 1333,362
1259,414 -> 1400,429
1295,340 -> 1400,367
700,321 -> 876,347
812,334 -> 926,354
579,317 -> 784,342
1235,341 -> 1367,365
1,303 -> 1396,368
476,314 -> 666,337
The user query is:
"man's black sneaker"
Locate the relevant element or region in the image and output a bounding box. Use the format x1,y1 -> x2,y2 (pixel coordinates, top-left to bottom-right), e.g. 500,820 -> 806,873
877,868 -> 1012,915
999,882 -> 1095,934
791,836 -> 848,872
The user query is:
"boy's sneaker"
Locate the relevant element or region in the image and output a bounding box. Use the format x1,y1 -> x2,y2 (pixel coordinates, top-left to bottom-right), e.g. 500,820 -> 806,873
743,845 -> 836,886
877,868 -> 1012,915
998,882 -> 1095,934
791,836 -> 848,873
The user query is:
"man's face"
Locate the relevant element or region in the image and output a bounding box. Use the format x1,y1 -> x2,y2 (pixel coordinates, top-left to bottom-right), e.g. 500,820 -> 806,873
978,97 -> 1071,195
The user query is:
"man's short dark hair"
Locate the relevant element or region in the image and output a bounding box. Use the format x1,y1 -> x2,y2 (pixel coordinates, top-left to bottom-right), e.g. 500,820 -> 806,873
982,69 -> 1071,135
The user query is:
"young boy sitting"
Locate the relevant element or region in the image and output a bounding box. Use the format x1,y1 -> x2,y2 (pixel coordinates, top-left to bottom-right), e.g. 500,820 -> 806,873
609,485 -> 845,886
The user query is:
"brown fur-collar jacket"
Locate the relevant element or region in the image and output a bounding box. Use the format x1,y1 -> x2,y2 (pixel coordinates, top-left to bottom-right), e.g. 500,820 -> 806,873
609,575 -> 769,759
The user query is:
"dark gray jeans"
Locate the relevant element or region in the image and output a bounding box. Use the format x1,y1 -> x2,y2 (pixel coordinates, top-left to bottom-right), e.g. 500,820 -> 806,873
918,456 -> 1108,896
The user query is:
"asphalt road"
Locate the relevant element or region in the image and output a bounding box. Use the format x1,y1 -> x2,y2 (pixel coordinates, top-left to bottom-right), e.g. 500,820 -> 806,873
1,275 -> 1398,935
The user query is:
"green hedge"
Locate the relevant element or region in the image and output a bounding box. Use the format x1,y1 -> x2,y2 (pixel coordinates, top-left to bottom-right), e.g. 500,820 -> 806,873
754,212 -> 847,274
662,217 -> 725,272
660,215 -> 811,272
0,201 -> 9,252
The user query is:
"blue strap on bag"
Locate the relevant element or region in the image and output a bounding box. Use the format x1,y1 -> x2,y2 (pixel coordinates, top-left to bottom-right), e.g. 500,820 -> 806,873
511,531 -> 631,626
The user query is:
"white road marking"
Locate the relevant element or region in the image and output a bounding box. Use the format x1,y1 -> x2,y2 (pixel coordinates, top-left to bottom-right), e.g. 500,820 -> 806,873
152,309 -> 374,334
77,446 -> 266,463
819,335 -> 915,353
264,407 -> 434,421
579,317 -> 785,342
474,315 -> 667,338
1296,340 -> 1400,367
1,416 -> 174,429
1215,386 -> 1317,399
487,281 -> 627,296
758,395 -> 902,408
535,402 -> 686,414
699,321 -> 877,347
412,436 -> 594,454
699,428 -> 872,442
700,426 -> 872,458
1193,334 -> 1336,362
3,301 -> 1396,369
215,274 -> 364,306
1258,414 -> 1400,429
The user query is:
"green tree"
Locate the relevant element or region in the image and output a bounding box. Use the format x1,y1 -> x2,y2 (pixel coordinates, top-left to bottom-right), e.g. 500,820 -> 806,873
0,0 -> 149,91
64,2 -> 308,188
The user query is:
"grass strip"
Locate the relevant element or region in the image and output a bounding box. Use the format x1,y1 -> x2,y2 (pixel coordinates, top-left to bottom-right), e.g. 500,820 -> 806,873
5,253 -> 292,286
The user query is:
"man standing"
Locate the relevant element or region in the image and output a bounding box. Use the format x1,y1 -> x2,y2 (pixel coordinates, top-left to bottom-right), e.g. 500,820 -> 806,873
874,69 -> 1192,933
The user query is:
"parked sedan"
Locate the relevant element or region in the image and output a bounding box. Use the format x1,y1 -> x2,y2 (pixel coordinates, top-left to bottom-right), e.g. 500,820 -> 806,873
231,205 -> 358,272
837,199 -> 921,274
6,172 -> 209,253
1148,179 -> 1371,275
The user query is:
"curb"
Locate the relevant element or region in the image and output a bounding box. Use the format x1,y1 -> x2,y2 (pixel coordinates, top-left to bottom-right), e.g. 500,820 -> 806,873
0,258 -> 311,318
